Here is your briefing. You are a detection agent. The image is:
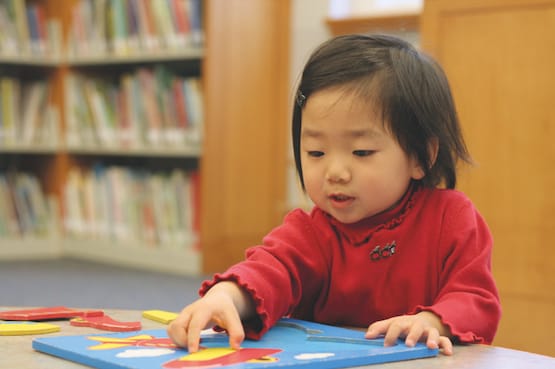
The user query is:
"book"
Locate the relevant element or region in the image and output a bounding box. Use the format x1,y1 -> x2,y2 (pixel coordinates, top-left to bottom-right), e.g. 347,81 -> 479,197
63,168 -> 86,237
0,77 -> 19,146
182,78 -> 203,143
151,0 -> 177,50
12,0 -> 31,55
0,175 -> 20,237
125,0 -> 140,54
0,4 -> 19,56
108,0 -> 129,55
171,77 -> 189,144
136,0 -> 160,51
171,0 -> 192,47
137,68 -> 163,146
83,79 -> 116,147
20,80 -> 48,144
9,173 -> 49,236
26,4 -> 46,55
187,0 -> 203,45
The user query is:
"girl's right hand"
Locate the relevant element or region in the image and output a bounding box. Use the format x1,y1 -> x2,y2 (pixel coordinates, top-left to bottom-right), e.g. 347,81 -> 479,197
166,281 -> 251,353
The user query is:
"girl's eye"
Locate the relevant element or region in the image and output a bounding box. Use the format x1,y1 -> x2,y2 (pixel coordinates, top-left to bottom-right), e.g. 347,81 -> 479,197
353,150 -> 375,157
307,151 -> 324,157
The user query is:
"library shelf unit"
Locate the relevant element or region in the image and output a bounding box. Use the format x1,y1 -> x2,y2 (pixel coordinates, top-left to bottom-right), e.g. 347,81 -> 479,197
326,0 -> 555,357
325,11 -> 419,35
0,0 -> 292,276
1,52 -> 204,275
420,0 -> 555,357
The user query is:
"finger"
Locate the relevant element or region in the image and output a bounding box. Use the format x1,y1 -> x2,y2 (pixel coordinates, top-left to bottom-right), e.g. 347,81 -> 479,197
383,321 -> 404,347
438,336 -> 453,356
365,319 -> 390,339
404,323 -> 425,347
167,311 -> 192,348
424,328 -> 440,349
219,306 -> 245,349
187,312 -> 210,353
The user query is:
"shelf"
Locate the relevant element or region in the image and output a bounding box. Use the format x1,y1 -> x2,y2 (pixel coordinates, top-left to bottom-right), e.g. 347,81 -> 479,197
0,0 -> 291,276
0,237 -> 200,276
0,145 -> 201,158
0,237 -> 62,260
0,55 -> 61,67
65,48 -> 204,66
0,145 -> 60,155
64,145 -> 202,159
0,49 -> 203,68
326,12 -> 420,35
63,239 -> 201,276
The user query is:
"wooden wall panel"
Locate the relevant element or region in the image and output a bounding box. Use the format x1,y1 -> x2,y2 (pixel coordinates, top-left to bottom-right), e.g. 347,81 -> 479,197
201,0 -> 290,273
421,0 -> 555,356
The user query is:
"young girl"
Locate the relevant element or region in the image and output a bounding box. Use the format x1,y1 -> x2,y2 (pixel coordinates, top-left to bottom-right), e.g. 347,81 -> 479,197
168,34 -> 501,356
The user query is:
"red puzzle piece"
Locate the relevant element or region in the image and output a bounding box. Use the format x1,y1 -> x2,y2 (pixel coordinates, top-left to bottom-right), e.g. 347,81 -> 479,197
70,315 -> 141,332
0,307 -> 104,321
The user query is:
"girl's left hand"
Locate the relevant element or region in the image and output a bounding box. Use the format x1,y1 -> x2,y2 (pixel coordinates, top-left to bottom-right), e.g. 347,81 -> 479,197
364,311 -> 453,355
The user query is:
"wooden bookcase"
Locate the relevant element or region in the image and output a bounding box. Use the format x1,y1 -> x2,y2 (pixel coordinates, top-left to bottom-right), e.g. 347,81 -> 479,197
0,0 -> 291,276
325,0 -> 555,357
325,12 -> 419,35
420,0 -> 555,357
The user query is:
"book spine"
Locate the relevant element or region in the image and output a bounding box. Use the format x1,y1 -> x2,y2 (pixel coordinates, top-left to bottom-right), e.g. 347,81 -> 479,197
20,81 -> 48,144
0,77 -> 19,146
0,4 -> 18,56
12,0 -> 31,55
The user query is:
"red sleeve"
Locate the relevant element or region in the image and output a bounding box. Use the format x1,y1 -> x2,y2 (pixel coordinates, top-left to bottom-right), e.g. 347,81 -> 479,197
413,198 -> 501,344
199,209 -> 330,339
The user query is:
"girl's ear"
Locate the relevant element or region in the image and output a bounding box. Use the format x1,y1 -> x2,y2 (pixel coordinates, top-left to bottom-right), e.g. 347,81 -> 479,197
411,138 -> 439,180
428,137 -> 439,167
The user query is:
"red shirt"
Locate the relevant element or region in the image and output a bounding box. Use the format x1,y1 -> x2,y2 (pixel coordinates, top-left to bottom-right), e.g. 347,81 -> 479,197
201,184 -> 501,344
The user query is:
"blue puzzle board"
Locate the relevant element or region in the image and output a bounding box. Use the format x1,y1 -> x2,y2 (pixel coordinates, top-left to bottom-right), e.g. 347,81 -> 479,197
32,318 -> 438,369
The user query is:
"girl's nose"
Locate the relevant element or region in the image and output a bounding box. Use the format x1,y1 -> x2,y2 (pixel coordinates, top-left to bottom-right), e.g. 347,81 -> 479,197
326,160 -> 351,183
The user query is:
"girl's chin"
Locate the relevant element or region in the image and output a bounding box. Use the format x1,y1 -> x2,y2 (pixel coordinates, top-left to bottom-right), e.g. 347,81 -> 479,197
327,210 -> 365,224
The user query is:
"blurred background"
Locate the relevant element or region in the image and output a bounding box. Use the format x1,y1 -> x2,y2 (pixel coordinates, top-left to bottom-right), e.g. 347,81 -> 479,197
0,0 -> 553,357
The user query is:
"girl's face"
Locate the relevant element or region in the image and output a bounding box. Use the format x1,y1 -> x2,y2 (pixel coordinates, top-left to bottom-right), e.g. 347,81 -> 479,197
300,87 -> 424,224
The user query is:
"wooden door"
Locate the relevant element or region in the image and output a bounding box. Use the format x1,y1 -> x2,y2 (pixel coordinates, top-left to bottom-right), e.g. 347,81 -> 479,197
421,0 -> 555,356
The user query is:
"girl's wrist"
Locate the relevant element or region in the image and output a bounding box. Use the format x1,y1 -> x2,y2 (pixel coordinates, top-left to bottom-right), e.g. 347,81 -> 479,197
418,311 -> 451,337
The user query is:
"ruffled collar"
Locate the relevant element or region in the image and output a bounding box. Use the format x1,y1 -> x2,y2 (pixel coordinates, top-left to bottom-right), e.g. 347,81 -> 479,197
326,181 -> 420,246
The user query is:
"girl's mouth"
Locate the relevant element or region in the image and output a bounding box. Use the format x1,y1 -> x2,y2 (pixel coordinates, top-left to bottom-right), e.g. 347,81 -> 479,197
329,194 -> 355,208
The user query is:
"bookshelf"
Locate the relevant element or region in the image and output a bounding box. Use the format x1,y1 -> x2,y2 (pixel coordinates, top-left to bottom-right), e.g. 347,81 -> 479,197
0,0 -> 291,276
420,0 -> 555,357
324,0 -> 555,357
326,12 -> 419,35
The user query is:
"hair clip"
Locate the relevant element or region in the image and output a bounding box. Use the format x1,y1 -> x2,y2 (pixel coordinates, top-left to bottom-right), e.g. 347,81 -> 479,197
296,90 -> 307,107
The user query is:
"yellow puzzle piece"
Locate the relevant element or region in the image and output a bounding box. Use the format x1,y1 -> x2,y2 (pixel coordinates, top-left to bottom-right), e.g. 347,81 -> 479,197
142,310 -> 178,324
0,322 -> 60,336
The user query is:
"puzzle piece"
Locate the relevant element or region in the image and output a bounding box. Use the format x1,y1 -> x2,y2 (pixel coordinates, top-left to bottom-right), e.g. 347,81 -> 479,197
0,306 -> 104,321
0,321 -> 60,336
70,315 -> 142,332
142,310 -> 178,324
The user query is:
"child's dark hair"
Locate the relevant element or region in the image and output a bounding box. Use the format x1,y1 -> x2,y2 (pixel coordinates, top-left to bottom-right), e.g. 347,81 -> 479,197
292,34 -> 471,189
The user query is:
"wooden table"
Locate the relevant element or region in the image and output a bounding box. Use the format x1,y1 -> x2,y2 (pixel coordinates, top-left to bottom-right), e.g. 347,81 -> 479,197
2,308 -> 554,369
